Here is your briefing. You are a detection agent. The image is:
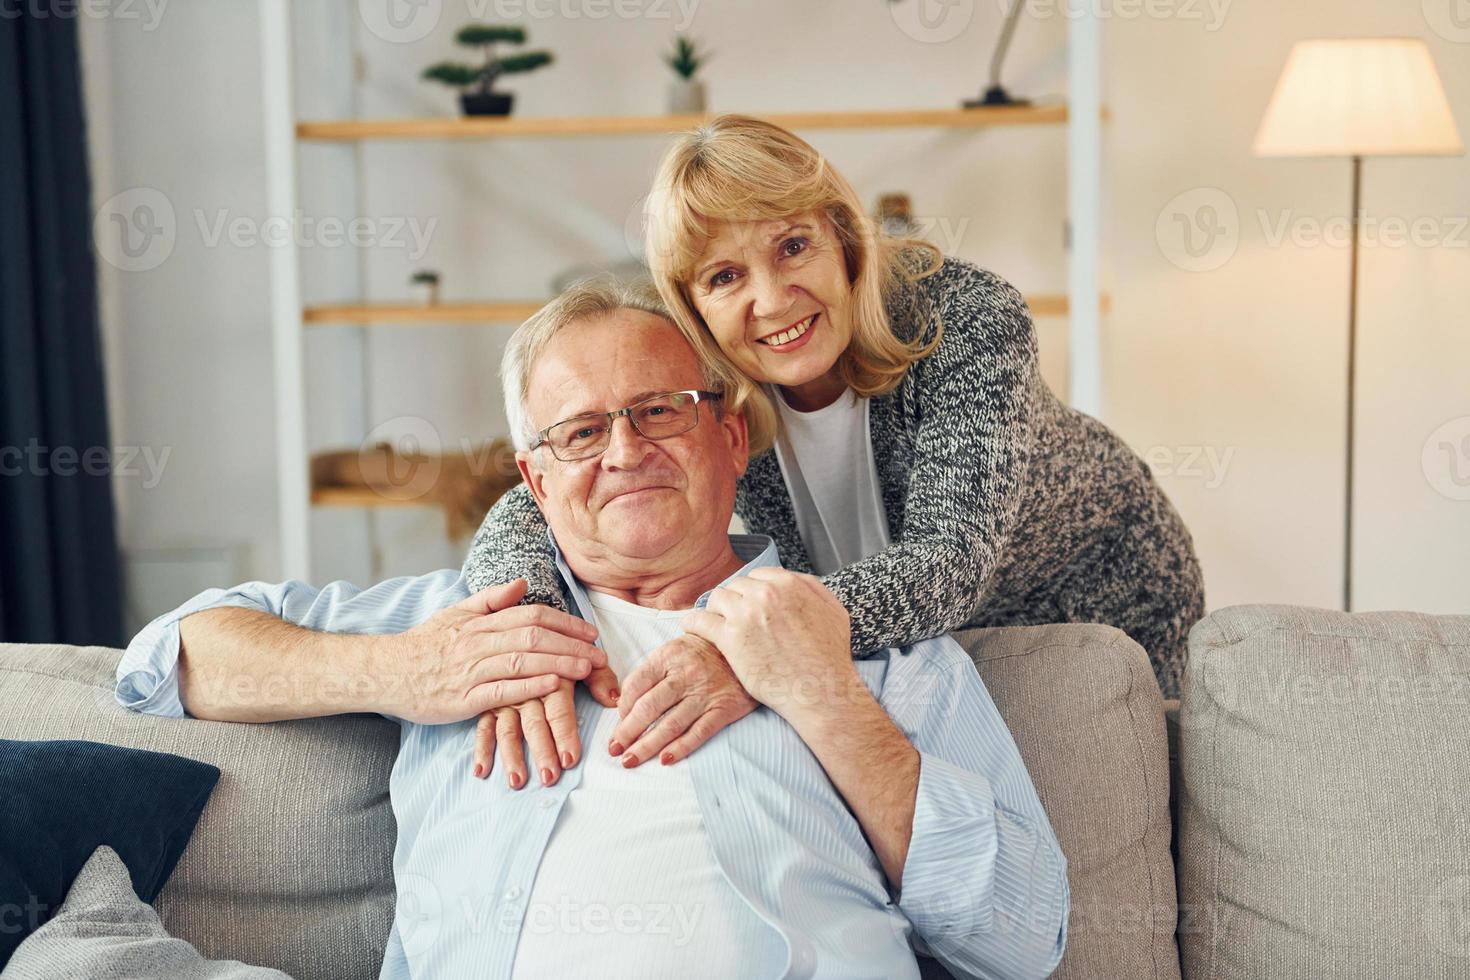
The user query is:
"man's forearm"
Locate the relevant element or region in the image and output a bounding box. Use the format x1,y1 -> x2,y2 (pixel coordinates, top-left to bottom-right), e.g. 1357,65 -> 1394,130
179,606 -> 392,722
786,689 -> 920,889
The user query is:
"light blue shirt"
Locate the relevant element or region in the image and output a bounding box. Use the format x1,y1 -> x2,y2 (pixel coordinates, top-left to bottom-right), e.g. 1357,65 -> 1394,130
117,535 -> 1069,979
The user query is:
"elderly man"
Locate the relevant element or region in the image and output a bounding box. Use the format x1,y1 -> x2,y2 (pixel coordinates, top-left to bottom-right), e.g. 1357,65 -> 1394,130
116,278 -> 1069,980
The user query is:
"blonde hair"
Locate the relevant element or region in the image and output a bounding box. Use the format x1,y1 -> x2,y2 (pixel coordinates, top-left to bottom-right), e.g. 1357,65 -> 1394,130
643,114 -> 945,401
502,273 -> 778,457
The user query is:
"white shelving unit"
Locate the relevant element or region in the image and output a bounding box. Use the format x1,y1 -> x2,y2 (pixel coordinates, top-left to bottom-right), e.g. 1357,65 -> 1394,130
258,0 -> 1104,581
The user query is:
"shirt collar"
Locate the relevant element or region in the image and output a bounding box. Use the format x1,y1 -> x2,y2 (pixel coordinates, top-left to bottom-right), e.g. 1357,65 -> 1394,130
548,530 -> 781,616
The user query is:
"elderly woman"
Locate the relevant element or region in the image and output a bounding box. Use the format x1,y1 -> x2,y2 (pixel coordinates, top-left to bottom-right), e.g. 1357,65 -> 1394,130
463,114 -> 1204,786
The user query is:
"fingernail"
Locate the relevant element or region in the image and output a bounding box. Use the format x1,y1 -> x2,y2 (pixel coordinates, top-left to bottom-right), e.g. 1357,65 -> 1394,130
608,740 -> 624,756
473,763 -> 484,779
561,751 -> 574,769
609,688 -> 620,702
660,752 -> 674,766
510,771 -> 523,790
540,767 -> 553,786
621,752 -> 638,769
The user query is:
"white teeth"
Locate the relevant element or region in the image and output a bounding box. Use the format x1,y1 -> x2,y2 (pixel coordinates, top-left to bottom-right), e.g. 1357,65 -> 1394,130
760,314 -> 815,347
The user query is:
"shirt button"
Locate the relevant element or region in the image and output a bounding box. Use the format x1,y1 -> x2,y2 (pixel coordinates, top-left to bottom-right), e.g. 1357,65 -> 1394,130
539,796 -> 557,810
504,886 -> 522,901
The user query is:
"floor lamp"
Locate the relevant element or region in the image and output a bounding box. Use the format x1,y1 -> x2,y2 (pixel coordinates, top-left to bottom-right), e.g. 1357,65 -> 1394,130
1254,38 -> 1463,612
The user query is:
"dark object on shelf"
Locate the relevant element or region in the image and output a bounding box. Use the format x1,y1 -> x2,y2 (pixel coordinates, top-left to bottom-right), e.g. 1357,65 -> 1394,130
461,92 -> 514,116
875,192 -> 919,237
963,0 -> 1031,108
422,25 -> 553,117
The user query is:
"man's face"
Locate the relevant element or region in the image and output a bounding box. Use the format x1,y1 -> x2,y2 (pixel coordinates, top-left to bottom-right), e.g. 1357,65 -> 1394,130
517,309 -> 749,573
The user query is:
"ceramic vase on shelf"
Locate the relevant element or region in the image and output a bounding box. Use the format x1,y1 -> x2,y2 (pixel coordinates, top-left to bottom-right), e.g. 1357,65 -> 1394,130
667,78 -> 706,115
410,276 -> 441,306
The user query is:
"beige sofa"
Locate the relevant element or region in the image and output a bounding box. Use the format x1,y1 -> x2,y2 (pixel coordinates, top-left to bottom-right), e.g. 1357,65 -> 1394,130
2,603 -> 1466,979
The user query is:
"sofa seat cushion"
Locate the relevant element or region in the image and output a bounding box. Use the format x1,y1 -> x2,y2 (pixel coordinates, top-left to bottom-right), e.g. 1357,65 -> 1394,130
1176,605 -> 1470,979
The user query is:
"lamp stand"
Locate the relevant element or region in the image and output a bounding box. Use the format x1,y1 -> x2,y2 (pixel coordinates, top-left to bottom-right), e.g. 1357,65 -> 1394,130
963,0 -> 1031,108
1343,154 -> 1361,613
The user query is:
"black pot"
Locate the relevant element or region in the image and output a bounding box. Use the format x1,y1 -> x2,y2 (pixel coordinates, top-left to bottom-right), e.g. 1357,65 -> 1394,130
460,92 -> 514,116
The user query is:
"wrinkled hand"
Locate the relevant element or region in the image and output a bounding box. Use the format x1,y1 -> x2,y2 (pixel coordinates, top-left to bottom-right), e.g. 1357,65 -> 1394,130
471,665 -> 619,787
608,632 -> 757,769
683,568 -> 856,721
383,579 -> 606,724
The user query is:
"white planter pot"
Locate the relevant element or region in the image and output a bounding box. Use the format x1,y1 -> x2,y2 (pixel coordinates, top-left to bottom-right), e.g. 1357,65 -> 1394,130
410,282 -> 440,306
667,78 -> 706,115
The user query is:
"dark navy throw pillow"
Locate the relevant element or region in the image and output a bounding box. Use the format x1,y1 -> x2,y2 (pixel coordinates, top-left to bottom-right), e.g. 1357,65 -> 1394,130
0,738 -> 220,967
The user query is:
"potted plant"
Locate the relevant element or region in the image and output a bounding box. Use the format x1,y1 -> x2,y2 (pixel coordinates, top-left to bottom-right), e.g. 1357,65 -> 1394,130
664,36 -> 709,115
422,25 -> 553,117
409,269 -> 441,306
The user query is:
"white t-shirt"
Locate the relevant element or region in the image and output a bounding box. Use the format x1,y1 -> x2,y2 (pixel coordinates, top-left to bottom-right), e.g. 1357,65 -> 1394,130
773,386 -> 891,576
511,590 -> 782,978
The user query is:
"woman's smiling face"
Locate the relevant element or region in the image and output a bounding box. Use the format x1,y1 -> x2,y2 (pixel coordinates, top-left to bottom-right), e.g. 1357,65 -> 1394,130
685,210 -> 853,395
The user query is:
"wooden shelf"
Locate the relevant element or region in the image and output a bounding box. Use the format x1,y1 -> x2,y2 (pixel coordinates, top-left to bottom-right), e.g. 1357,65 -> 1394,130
310,484 -> 434,508
304,301 -> 544,325
296,105 -> 1070,142
305,293 -> 1101,326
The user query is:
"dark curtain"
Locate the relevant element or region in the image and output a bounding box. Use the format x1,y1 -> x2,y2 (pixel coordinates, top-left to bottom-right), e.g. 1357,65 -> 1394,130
0,12 -> 124,646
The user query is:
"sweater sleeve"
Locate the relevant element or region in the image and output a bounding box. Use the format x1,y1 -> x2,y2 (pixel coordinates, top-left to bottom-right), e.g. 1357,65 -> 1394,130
821,263 -> 1039,655
460,482 -> 569,612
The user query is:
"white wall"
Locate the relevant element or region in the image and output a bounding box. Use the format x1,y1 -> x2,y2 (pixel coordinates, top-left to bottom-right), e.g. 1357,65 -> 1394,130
81,0 -> 1467,628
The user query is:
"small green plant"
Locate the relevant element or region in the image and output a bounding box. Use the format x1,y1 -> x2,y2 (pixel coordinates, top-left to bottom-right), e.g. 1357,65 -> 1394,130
664,36 -> 708,81
410,270 -> 440,285
422,25 -> 553,97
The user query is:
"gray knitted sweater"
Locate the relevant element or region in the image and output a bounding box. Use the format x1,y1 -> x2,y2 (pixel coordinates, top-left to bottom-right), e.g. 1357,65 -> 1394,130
462,256 -> 1205,697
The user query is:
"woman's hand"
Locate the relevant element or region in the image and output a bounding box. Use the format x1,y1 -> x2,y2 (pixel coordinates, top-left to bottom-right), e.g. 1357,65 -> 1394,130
609,633 -> 758,768
471,665 -> 619,787
683,568 -> 858,723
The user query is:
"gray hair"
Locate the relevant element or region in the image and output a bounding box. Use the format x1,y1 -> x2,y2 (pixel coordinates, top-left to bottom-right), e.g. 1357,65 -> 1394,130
502,274 -> 722,452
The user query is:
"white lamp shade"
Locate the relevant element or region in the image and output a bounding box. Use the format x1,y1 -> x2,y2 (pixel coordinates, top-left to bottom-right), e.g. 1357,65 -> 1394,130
1255,38 -> 1464,158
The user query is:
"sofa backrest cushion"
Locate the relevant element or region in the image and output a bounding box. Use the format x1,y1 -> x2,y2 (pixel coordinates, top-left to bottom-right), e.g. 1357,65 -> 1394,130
955,623 -> 1181,980
1176,605 -> 1470,978
0,643 -> 399,980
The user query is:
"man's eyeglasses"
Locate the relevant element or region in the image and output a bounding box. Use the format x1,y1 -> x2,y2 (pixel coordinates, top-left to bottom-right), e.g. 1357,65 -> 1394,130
530,389 -> 724,462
